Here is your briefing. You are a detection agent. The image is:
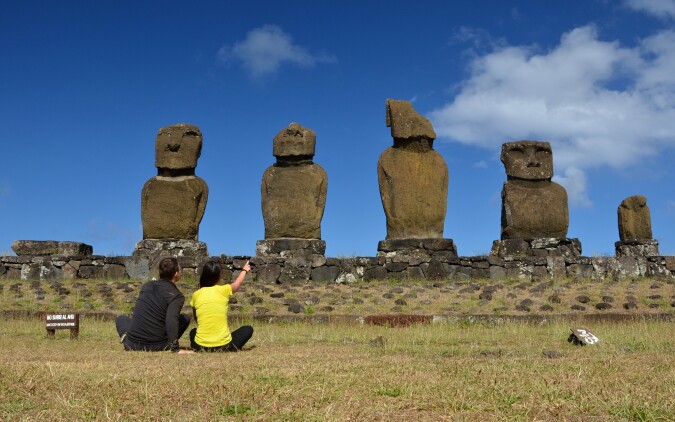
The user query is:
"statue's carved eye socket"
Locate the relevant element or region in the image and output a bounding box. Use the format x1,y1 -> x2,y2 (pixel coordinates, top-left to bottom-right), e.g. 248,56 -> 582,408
166,143 -> 181,152
508,148 -> 524,158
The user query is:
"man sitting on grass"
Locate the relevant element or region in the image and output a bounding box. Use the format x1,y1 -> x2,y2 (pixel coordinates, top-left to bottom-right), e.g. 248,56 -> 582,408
115,257 -> 192,353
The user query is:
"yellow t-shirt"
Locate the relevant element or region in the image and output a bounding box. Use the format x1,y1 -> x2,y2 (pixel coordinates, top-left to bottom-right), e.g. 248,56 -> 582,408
189,284 -> 232,347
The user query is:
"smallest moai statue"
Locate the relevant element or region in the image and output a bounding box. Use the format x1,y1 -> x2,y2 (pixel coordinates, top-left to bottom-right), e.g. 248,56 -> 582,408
615,195 -> 659,257
257,123 -> 328,268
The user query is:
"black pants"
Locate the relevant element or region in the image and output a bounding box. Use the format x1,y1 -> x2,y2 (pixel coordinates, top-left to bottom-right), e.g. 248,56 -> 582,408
189,325 -> 254,352
115,314 -> 191,351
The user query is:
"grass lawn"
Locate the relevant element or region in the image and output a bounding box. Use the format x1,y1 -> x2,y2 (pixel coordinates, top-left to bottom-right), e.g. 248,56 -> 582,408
0,317 -> 673,421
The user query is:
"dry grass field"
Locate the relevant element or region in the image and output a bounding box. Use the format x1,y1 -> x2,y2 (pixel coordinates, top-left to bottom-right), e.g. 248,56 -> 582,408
0,317 -> 673,421
1,276 -> 673,420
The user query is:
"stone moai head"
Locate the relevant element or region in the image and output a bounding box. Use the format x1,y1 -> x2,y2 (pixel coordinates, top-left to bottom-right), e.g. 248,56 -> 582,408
155,124 -> 203,170
501,141 -> 553,180
618,195 -> 653,240
273,123 -> 316,163
386,99 -> 436,151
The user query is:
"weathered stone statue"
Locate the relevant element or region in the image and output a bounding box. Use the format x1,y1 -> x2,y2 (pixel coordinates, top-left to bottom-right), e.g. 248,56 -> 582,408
374,99 -> 456,279
618,195 -> 652,240
378,99 -> 448,239
257,123 -> 328,282
141,124 -> 208,240
134,124 -> 209,276
261,123 -> 327,239
500,141 -> 568,239
491,141 -> 581,259
615,195 -> 659,256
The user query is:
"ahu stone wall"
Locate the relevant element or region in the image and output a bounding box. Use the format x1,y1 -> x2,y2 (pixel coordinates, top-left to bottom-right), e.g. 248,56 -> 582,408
1,252 -> 673,283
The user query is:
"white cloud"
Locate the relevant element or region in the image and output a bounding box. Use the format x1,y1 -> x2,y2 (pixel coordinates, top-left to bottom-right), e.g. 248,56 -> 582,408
625,0 -> 675,20
218,25 -> 336,78
553,167 -> 592,208
430,25 -> 675,207
473,160 -> 488,169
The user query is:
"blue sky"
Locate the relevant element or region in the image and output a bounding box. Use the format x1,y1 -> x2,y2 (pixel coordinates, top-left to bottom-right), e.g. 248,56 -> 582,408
1,0 -> 674,258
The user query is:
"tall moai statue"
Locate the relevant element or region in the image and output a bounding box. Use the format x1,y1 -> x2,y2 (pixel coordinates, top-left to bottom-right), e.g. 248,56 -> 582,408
134,124 -> 209,265
257,123 -> 328,274
376,99 -> 457,266
491,141 -> 581,259
615,195 -> 659,256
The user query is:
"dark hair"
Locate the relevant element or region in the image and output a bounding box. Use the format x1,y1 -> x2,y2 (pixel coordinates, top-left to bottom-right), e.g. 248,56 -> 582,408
199,261 -> 222,288
158,257 -> 180,280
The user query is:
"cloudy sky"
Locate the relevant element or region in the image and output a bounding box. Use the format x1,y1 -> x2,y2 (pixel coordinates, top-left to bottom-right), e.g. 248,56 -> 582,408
1,0 -> 674,258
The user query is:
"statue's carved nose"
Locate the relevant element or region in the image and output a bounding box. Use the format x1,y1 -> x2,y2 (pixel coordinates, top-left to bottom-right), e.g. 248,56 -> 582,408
526,149 -> 540,167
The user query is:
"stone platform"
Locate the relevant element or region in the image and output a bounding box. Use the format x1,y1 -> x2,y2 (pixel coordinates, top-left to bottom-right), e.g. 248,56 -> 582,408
615,239 -> 660,257
490,238 -> 582,259
256,238 -> 326,258
133,239 -> 209,259
377,238 -> 457,259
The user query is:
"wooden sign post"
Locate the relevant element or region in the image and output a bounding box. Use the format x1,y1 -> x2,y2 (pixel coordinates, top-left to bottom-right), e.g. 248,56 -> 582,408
46,313 -> 79,339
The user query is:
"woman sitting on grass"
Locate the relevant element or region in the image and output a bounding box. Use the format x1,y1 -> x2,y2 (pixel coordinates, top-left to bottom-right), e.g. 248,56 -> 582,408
189,260 -> 253,352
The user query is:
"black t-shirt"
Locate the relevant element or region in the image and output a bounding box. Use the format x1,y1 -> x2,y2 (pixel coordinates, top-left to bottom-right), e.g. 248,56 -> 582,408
126,279 -> 185,352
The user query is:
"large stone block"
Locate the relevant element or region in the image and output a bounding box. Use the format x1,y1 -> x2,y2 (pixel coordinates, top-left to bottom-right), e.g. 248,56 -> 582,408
378,238 -> 456,253
256,239 -> 326,257
278,264 -> 311,284
618,195 -> 653,241
491,238 -> 581,258
501,180 -> 568,239
141,176 -> 208,239
12,240 -> 59,256
364,266 -> 388,281
123,256 -> 150,280
378,99 -> 448,240
615,239 -> 659,257
311,266 -> 340,282
256,263 -> 282,283
155,124 -> 202,170
57,242 -> 93,256
132,239 -> 208,275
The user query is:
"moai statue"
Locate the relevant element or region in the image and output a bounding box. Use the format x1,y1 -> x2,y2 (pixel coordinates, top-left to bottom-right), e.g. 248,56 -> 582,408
500,141 -> 568,239
618,195 -> 652,240
615,195 -> 659,256
378,99 -> 448,239
134,124 -> 209,276
257,123 -> 328,271
375,99 -> 456,265
492,141 -> 580,259
140,124 -> 208,240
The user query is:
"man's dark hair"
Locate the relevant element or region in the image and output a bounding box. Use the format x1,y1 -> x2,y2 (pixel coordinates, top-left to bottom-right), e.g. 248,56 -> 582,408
199,261 -> 221,288
158,258 -> 180,280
